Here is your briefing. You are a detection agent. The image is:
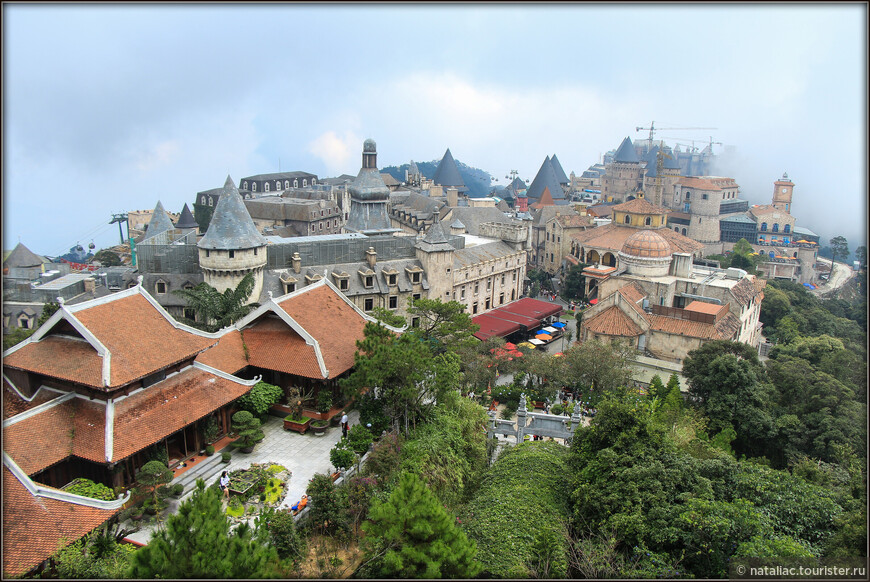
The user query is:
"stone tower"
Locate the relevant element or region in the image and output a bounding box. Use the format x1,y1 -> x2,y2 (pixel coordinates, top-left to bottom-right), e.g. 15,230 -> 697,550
197,176 -> 267,304
772,172 -> 794,214
345,139 -> 394,233
415,209 -> 455,303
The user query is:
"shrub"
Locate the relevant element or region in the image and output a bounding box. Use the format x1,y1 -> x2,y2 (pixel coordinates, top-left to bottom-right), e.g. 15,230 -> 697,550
346,424 -> 374,455
205,444 -> 215,456
263,508 -> 304,560
316,390 -> 334,414
550,403 -> 564,416
172,483 -> 184,497
221,451 -> 232,463
64,478 -> 116,501
311,418 -> 329,429
231,411 -> 265,449
363,432 -> 404,480
330,441 -> 357,472
235,381 -> 284,417
136,461 -> 173,505
306,473 -> 349,535
202,415 -> 220,444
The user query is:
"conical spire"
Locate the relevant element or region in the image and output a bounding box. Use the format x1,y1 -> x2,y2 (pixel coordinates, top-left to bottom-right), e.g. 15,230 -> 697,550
143,201 -> 176,240
422,208 -> 450,244
3,242 -> 45,268
613,137 -> 640,163
527,156 -> 564,200
175,203 -> 198,229
198,176 -> 267,250
550,154 -> 569,185
432,148 -> 466,190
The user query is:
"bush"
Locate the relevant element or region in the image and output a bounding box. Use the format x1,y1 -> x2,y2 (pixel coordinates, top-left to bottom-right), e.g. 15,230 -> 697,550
316,390 -> 334,414
263,509 -> 304,560
363,432 -> 404,480
172,484 -> 184,497
231,410 -> 265,449
202,415 -> 220,444
221,451 -> 232,463
550,404 -> 564,416
205,444 -> 215,456
330,442 -> 357,472
346,424 -> 374,455
64,478 -> 116,501
236,381 -> 284,417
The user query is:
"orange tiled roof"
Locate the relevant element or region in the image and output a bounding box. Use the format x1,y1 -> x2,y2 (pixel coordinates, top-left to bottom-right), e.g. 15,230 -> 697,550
3,292 -> 216,389
647,312 -> 740,340
677,177 -> 723,191
3,467 -> 118,578
729,277 -> 761,307
684,300 -> 728,317
583,306 -> 643,337
555,214 -> 592,228
110,367 -> 252,461
618,281 -> 647,304
3,381 -> 59,420
571,224 -> 704,255
194,330 -> 249,375
748,204 -> 790,217
275,284 -> 370,378
3,398 -> 77,475
611,197 -> 669,214
242,317 -> 323,379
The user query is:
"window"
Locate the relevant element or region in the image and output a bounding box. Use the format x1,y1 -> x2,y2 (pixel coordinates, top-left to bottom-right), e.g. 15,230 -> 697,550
474,283 -> 479,294
411,272 -> 421,284
685,191 -> 691,199
364,276 -> 373,288
209,197 -> 214,207
681,228 -> 687,235
285,282 -> 296,293
472,302 -> 478,314
319,223 -> 323,231
265,183 -> 270,192
252,183 -> 257,192
228,250 -> 235,258
702,194 -> 708,200
486,279 -> 491,291
285,180 -> 290,189
321,210 -> 324,217
624,215 -> 631,224
499,293 -> 504,305
156,281 -> 167,294
761,222 -> 768,232
644,216 -> 652,226
310,224 -> 315,232
303,179 -> 308,187
206,249 -> 210,257
339,279 -> 349,291
389,296 -> 398,309
18,315 -> 31,329
294,179 -> 299,187
253,248 -> 257,256
364,298 -> 374,312
412,293 -> 421,301
201,196 -> 206,204
411,317 -> 420,328
772,223 -> 779,233
784,224 -> 791,233
501,274 -> 505,285
674,227 -> 679,232
183,308 -> 195,320
243,181 -> 248,190
460,287 -> 466,299
387,274 -> 396,286
485,298 -> 491,310
512,272 -> 517,281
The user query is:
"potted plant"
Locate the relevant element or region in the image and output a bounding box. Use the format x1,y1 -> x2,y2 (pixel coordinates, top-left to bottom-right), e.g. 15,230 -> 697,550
221,451 -> 232,463
311,418 -> 329,436
230,411 -> 264,453
205,444 -> 215,456
317,390 -> 333,416
283,393 -> 312,433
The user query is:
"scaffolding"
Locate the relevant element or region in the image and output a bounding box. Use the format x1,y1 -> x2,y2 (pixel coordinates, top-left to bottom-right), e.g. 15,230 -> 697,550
136,230 -> 201,274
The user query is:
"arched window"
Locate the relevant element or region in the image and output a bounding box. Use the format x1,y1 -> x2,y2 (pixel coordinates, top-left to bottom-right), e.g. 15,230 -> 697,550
685,191 -> 691,199
275,181 -> 280,190
644,216 -> 652,226
769,250 -> 775,259
623,215 -> 631,224
243,181 -> 248,189
18,315 -> 31,329
312,178 -> 316,185
285,180 -> 290,189
209,197 -> 213,207
675,227 -> 679,232
784,224 -> 791,233
265,183 -> 270,192
772,223 -> 779,232
681,228 -> 687,235
303,179 -> 308,187
201,196 -> 206,204
294,179 -> 299,188
252,183 -> 258,192
760,222 -> 767,232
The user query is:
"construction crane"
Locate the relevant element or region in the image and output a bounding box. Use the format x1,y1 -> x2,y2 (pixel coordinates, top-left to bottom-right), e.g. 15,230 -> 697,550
635,121 -> 718,143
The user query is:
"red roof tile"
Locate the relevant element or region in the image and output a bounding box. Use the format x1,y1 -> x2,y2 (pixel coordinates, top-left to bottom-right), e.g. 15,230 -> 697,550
583,306 -> 643,337
648,314 -> 725,339
3,399 -> 76,475
194,330 -> 249,375
242,317 -> 323,379
276,284 -> 370,378
4,292 -> 216,389
684,300 -> 728,317
3,467 -> 118,578
110,367 -> 252,461
677,176 -> 723,191
3,381 -> 60,420
618,282 -> 647,304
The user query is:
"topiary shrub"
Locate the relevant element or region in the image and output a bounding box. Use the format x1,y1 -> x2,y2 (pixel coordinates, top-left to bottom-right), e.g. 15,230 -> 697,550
205,444 -> 215,456
172,483 -> 184,497
231,410 -> 265,450
135,461 -> 173,505
221,451 -> 232,463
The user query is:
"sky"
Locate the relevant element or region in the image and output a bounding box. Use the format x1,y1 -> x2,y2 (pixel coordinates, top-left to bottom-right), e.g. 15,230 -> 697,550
3,3 -> 867,258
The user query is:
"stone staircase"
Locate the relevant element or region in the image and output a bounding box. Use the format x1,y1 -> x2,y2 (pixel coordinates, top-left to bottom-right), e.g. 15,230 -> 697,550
172,453 -> 226,494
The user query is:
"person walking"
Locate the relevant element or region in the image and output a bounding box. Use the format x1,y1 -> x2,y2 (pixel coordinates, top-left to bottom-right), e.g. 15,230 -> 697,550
340,412 -> 349,438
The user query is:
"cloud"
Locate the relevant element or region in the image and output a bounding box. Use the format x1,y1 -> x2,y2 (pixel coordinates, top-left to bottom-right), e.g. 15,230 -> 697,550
307,130 -> 362,176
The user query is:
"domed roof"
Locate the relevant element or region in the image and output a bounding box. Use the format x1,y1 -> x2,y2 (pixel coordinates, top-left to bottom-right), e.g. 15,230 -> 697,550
621,229 -> 672,259
363,138 -> 377,153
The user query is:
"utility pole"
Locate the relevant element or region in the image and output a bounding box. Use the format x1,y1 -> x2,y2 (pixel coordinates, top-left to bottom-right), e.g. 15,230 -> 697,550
109,213 -> 128,246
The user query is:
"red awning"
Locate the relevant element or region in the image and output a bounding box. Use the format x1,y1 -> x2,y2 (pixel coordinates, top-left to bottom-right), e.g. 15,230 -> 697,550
472,313 -> 522,340
499,297 -> 564,320
589,299 -> 598,305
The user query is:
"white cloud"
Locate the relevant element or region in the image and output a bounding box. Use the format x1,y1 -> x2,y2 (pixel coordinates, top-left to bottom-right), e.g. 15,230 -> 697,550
308,130 -> 362,176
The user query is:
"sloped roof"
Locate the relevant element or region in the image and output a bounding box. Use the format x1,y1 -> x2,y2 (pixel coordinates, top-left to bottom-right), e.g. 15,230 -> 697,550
419,210 -> 452,250
571,223 -> 704,255
678,176 -> 723,191
3,242 -> 45,269
550,154 -> 569,185
438,206 -> 513,236
380,173 -> 400,186
3,287 -> 216,390
432,148 -> 466,189
613,137 -> 640,163
583,305 -> 644,337
143,200 -> 176,241
453,241 -> 519,269
648,311 -> 740,340
729,276 -> 763,307
662,147 -> 681,170
612,197 -> 669,215
175,203 -> 199,229
527,157 -> 565,200
530,187 -> 557,208
198,176 -> 268,250
3,466 -> 118,578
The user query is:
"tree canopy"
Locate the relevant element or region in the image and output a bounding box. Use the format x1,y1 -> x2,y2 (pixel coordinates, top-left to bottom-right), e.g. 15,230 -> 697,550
173,272 -> 259,332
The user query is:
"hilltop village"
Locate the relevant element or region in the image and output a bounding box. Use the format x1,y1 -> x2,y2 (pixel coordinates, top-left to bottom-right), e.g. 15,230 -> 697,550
2,137 -> 864,578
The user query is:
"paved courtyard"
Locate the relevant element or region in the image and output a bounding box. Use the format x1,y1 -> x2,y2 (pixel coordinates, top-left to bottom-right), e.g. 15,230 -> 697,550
124,410 -> 359,545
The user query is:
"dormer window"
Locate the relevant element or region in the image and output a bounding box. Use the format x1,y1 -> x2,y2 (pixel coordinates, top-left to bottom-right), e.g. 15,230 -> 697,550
156,281 -> 167,294
294,179 -> 299,188
285,180 -> 290,189
228,250 -> 235,258
412,272 -> 420,284
364,275 -> 373,288
265,183 -> 270,192
303,179 -> 308,187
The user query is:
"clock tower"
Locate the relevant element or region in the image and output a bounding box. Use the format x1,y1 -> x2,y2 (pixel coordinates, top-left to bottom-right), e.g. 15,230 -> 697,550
772,172 -> 794,214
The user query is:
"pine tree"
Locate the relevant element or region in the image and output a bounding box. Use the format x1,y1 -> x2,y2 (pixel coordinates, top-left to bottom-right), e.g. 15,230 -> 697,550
129,480 -> 277,578
361,472 -> 481,578
665,373 -> 681,395
647,374 -> 666,400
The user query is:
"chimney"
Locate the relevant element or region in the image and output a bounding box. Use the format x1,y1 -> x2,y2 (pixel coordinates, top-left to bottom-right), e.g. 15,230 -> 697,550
366,247 -> 377,268
84,277 -> 96,293
291,252 -> 302,274
671,252 -> 693,278
446,187 -> 458,207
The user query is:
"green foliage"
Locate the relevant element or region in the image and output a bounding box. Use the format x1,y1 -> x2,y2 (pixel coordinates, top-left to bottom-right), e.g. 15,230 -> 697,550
830,235 -> 849,263
330,441 -> 357,472
550,338 -> 636,396
64,478 -> 116,501
92,249 -> 122,266
236,381 -> 283,417
259,508 -> 303,561
51,530 -> 135,579
3,326 -> 34,349
130,479 -> 277,578
221,450 -> 232,463
306,473 -> 349,535
136,460 -> 173,504
346,424 -> 374,455
361,472 -> 481,579
363,432 -> 404,480
462,441 -> 571,578
316,389 -> 333,414
231,410 -> 265,449
647,374 -> 666,400
368,306 -> 408,328
172,273 -> 259,332
562,263 -> 589,300
202,415 -> 220,444
205,444 -> 215,456
405,297 -> 480,355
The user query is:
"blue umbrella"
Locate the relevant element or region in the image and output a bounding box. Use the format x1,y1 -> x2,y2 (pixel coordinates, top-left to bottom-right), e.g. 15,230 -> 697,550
550,321 -> 566,328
